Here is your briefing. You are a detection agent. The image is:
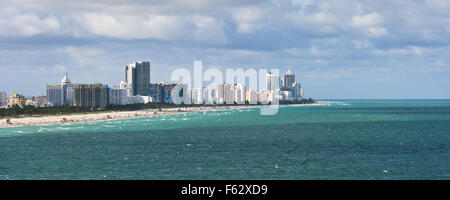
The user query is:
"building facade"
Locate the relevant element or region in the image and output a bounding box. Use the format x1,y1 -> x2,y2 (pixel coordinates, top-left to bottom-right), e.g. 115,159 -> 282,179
246,90 -> 257,104
266,72 -> 280,92
74,84 -> 110,108
61,73 -> 75,105
0,91 -> 7,107
215,83 -> 234,104
283,69 -> 295,87
46,85 -> 62,106
191,88 -> 203,104
110,87 -> 128,105
125,61 -> 150,96
10,92 -> 25,107
234,84 -> 246,104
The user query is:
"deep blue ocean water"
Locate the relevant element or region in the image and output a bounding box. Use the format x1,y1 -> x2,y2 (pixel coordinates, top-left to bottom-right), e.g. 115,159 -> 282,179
1,100 -> 450,179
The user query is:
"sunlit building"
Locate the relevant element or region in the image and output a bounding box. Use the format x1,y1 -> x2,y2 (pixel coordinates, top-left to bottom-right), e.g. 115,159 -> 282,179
246,90 -> 257,104
10,92 -> 25,107
74,84 -> 110,108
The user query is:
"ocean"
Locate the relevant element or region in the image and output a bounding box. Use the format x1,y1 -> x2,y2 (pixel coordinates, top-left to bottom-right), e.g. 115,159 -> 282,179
1,100 -> 449,180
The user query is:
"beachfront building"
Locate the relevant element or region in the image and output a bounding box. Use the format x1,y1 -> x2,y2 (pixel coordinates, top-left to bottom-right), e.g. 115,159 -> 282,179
125,61 -> 150,96
257,90 -> 274,104
215,83 -> 234,104
283,69 -> 295,88
246,90 -> 257,104
0,91 -> 8,108
74,84 -> 110,108
129,95 -> 152,104
280,91 -> 293,101
110,86 -> 129,105
233,84 -> 246,104
45,73 -> 77,106
191,88 -> 203,104
161,83 -> 178,103
148,82 -> 178,103
46,85 -> 62,106
9,92 -> 25,107
61,73 -> 75,105
35,95 -> 47,107
149,83 -> 162,102
202,88 -> 215,104
266,72 -> 280,92
280,70 -> 303,100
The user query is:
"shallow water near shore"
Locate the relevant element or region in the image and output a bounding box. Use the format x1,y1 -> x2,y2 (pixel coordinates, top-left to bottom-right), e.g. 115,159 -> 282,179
1,100 -> 450,179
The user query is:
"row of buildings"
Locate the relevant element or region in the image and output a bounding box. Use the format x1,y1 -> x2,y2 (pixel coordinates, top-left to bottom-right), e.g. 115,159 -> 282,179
1,61 -> 304,109
0,91 -> 47,108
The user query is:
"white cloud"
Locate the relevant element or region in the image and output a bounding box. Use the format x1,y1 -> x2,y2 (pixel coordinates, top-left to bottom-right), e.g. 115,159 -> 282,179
192,16 -> 227,44
351,12 -> 388,37
352,12 -> 382,27
231,6 -> 265,34
77,13 -> 186,40
0,14 -> 60,36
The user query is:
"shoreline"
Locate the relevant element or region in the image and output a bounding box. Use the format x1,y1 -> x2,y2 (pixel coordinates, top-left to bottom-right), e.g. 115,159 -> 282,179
0,103 -> 327,128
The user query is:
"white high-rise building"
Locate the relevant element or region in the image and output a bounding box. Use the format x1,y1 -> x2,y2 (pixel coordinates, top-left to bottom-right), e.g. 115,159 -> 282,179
280,91 -> 293,101
61,73 -> 75,105
266,72 -> 280,92
233,84 -> 246,104
191,88 -> 203,104
246,90 -> 257,104
283,69 -> 295,87
215,83 -> 233,104
46,85 -> 62,106
202,88 -> 215,104
110,86 -> 129,105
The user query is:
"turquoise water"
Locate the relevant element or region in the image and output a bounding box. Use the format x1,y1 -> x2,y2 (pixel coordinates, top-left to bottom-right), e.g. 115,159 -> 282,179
1,100 -> 450,179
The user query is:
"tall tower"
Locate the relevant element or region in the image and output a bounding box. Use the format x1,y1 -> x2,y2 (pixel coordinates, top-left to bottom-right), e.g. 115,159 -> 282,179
61,73 -> 74,105
125,61 -> 150,96
266,72 -> 280,91
283,69 -> 295,87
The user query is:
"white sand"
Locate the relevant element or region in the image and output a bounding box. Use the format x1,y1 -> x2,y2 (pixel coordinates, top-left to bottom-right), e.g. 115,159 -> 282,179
0,103 -> 327,128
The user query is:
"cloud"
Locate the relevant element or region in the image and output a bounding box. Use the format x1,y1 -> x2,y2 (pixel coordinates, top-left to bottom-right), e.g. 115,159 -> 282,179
0,0 -> 449,98
352,12 -> 382,27
78,13 -> 187,40
231,6 -> 265,34
0,13 -> 61,36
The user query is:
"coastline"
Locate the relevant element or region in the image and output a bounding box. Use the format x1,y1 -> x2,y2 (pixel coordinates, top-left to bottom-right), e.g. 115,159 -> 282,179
0,103 -> 327,128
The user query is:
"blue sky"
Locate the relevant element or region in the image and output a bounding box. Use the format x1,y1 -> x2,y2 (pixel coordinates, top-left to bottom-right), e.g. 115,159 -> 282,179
0,0 -> 449,99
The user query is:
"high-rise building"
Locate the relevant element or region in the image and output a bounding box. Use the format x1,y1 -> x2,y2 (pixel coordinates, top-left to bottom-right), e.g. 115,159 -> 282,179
202,88 -> 215,104
125,61 -> 150,96
246,90 -> 257,104
61,73 -> 75,105
191,88 -> 203,104
46,85 -> 62,106
266,72 -> 280,92
10,92 -> 25,107
215,83 -> 233,104
110,86 -> 129,105
74,84 -> 110,108
283,69 -> 295,87
234,84 -> 246,104
0,91 -> 8,107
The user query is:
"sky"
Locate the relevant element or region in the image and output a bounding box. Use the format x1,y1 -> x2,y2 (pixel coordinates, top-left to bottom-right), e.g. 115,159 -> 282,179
0,0 -> 449,99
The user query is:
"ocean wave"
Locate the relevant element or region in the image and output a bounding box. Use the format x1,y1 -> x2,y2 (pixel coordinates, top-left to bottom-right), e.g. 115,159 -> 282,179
318,101 -> 351,106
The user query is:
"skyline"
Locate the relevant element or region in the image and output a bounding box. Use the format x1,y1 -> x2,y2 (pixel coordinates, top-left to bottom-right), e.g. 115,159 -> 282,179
1,0 -> 449,99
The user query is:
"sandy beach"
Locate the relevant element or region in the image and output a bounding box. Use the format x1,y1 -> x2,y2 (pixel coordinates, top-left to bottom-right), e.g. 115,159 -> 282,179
0,103 -> 327,128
